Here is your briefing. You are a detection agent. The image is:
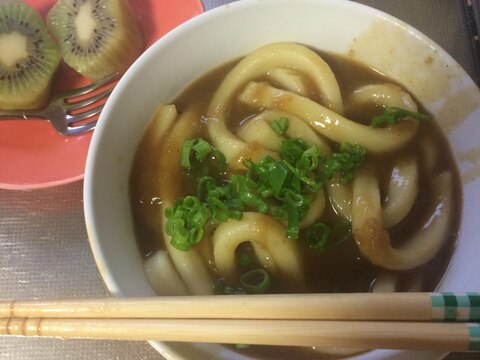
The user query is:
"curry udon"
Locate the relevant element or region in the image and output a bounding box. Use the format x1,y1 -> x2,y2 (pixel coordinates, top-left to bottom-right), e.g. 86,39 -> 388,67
129,42 -> 460,356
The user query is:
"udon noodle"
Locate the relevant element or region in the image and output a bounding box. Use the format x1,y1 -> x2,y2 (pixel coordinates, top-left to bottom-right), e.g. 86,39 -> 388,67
130,42 -> 460,356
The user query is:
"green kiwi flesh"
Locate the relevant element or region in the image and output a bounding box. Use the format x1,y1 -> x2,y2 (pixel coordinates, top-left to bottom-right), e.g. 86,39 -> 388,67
0,0 -> 61,110
47,0 -> 143,80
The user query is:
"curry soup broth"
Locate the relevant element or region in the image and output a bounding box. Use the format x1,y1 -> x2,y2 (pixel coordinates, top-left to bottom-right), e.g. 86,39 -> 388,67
130,49 -> 461,296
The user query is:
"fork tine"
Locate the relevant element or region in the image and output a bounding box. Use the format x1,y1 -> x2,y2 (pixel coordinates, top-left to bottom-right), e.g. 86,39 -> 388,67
64,86 -> 114,111
66,120 -> 98,136
67,104 -> 104,124
61,73 -> 119,98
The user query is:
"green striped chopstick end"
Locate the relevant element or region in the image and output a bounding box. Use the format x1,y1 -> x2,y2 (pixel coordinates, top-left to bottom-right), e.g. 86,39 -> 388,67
468,323 -> 480,351
431,292 -> 480,322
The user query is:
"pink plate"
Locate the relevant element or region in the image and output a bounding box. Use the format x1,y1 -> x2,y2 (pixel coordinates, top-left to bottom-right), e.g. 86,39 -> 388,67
0,0 -> 204,190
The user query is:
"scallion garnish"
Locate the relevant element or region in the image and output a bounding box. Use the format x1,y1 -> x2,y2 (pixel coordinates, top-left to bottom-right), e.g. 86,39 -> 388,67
238,253 -> 253,268
304,222 -> 331,251
319,142 -> 366,184
370,107 -> 429,128
198,176 -> 243,221
279,138 -> 308,164
166,133 -> 365,250
165,196 -> 208,251
181,138 -> 227,173
304,221 -> 352,253
239,268 -> 271,294
270,116 -> 289,135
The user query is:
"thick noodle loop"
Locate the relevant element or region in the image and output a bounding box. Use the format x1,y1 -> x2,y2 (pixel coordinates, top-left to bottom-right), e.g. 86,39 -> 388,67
327,176 -> 353,221
325,83 -> 420,226
133,104 -> 201,295
382,153 -> 419,228
267,67 -> 309,96
213,212 -> 305,287
350,83 -> 418,112
237,109 -> 331,154
238,81 -> 419,154
157,109 -> 214,295
207,42 -> 343,166
144,250 -> 189,296
352,165 -> 453,270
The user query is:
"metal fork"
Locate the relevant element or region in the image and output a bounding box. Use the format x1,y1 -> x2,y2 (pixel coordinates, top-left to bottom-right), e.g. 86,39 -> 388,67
0,73 -> 118,136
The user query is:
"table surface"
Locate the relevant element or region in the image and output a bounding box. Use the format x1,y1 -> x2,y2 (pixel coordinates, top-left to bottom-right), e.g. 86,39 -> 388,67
1,1 -> 479,359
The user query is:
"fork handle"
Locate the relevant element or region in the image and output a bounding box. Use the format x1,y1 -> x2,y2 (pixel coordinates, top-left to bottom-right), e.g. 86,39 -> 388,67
0,110 -> 46,121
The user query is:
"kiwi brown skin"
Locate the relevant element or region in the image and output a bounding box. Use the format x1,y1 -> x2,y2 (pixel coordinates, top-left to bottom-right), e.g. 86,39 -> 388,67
0,0 -> 61,110
47,0 -> 144,81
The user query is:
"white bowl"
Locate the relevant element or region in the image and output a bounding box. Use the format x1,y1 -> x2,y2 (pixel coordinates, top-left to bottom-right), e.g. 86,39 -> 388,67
84,0 -> 480,359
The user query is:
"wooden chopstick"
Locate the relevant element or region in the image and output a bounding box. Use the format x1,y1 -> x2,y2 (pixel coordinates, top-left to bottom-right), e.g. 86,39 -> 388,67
0,293 -> 479,352
1,292 -> 479,322
0,317 -> 478,351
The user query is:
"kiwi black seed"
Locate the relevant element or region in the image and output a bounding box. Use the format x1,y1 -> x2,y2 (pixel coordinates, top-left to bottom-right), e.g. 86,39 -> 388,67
47,0 -> 143,80
0,0 -> 61,110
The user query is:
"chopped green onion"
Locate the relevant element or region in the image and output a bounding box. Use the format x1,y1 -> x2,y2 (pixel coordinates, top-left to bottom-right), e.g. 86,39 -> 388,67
192,138 -> 213,160
197,175 -> 244,222
285,203 -> 300,239
240,268 -> 271,294
279,138 -> 308,163
181,139 -> 208,168
164,196 -> 208,251
270,116 -> 289,135
180,138 -> 227,172
168,137 -> 364,249
370,107 -> 429,128
304,222 -> 332,252
266,161 -> 290,195
296,145 -> 321,173
238,253 -> 252,268
180,139 -> 194,168
319,142 -> 366,184
304,221 -> 352,253
239,191 -> 269,213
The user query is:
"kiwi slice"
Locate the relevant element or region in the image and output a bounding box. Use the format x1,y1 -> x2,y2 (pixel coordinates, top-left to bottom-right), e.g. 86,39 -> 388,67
0,0 -> 61,110
47,0 -> 143,80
